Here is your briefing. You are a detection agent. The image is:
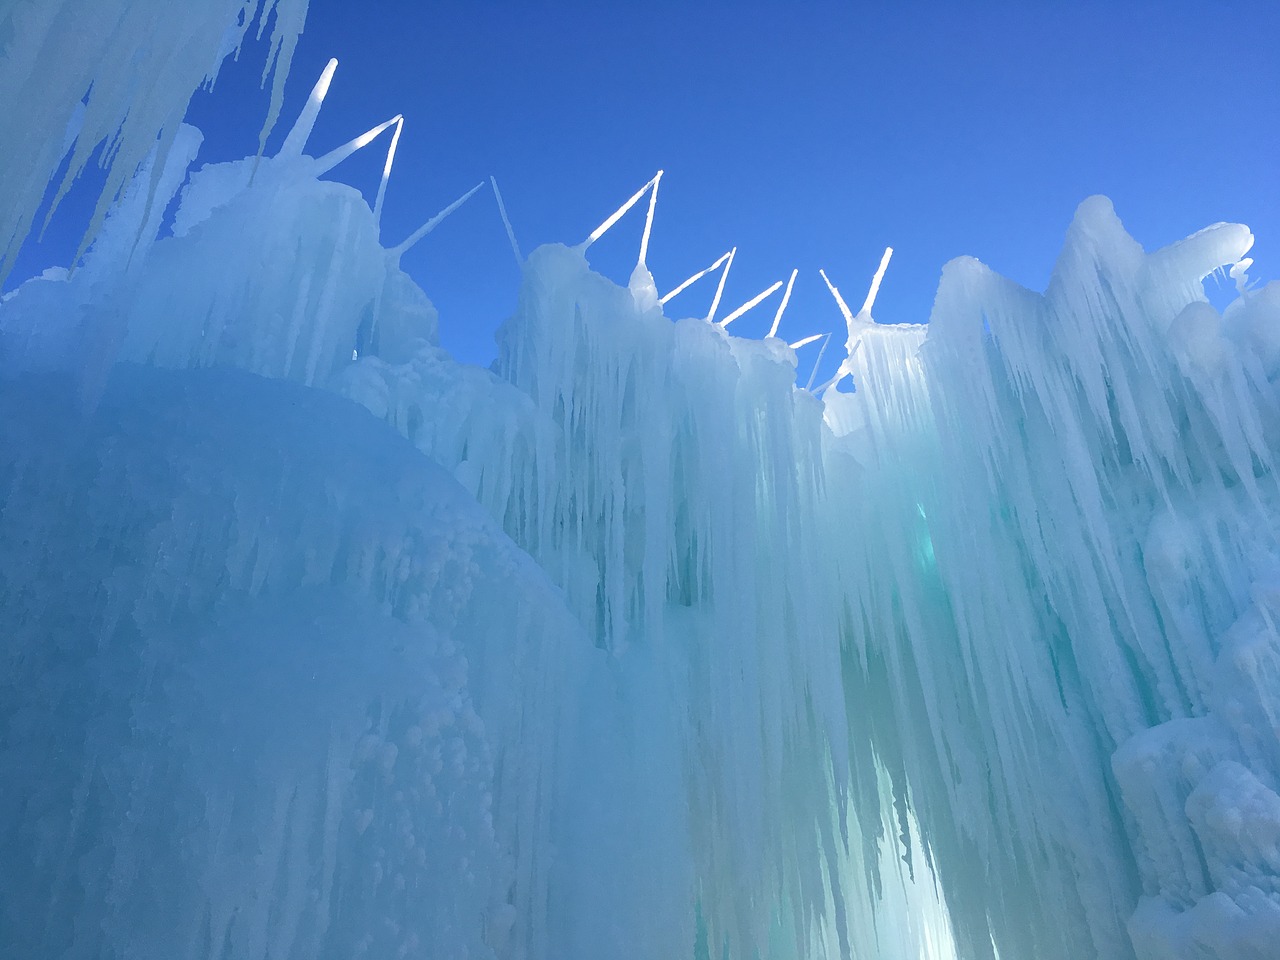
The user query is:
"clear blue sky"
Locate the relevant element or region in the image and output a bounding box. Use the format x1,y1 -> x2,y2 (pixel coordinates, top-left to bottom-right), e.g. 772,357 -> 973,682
13,0 -> 1280,378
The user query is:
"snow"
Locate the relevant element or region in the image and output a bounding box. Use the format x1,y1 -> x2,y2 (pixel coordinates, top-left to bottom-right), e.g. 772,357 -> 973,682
2,8 -> 1280,960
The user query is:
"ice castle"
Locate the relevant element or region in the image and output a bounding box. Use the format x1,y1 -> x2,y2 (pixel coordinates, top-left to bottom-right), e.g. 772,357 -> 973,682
2,4 -> 1279,959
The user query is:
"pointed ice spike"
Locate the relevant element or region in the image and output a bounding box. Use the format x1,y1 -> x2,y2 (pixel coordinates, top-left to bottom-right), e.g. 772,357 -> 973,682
579,172 -> 661,252
373,116 -> 403,226
638,170 -> 663,267
490,176 -> 523,266
767,268 -> 798,338
280,58 -> 338,157
392,181 -> 485,257
806,332 -> 833,390
789,333 -> 824,349
720,279 -> 784,328
858,246 -> 893,317
661,249 -> 732,305
819,268 -> 855,327
705,246 -> 737,323
313,115 -> 402,175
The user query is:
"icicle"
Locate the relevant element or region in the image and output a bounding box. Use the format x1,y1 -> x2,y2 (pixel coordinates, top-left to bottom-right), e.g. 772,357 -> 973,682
392,182 -> 485,258
719,280 -> 784,328
491,177 -> 523,266
806,333 -> 833,390
859,246 -> 893,317
789,333 -> 824,349
661,250 -> 733,306
638,170 -> 663,267
767,268 -> 799,339
578,171 -> 662,253
372,117 -> 403,227
255,0 -> 310,163
819,268 -> 856,328
706,247 -> 737,323
280,58 -> 338,157
312,115 -> 402,175
0,0 -> 312,289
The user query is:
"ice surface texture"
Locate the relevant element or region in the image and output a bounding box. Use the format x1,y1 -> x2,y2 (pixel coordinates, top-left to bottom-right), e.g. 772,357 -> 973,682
3,8 -> 1280,960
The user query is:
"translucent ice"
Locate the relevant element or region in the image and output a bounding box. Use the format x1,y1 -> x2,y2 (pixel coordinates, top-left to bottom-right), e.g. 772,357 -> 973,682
3,10 -> 1280,960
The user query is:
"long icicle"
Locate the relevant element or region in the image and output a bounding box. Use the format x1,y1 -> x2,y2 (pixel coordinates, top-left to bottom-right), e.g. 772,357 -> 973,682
279,58 -> 338,157
661,249 -> 733,305
372,116 -> 404,227
706,246 -> 737,323
818,268 -> 855,327
859,246 -> 893,316
638,170 -> 663,267
491,176 -> 523,266
789,333 -> 825,349
767,268 -> 799,338
392,181 -> 485,258
720,280 -> 784,328
806,332 -> 833,390
579,171 -> 661,252
313,115 -> 402,175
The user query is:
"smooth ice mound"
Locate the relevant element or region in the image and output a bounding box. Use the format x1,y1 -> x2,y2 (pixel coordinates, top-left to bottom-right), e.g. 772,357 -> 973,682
3,6 -> 1280,960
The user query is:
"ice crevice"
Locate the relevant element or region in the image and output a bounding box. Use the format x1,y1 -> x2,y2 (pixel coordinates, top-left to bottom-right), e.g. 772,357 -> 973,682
2,12 -> 1280,960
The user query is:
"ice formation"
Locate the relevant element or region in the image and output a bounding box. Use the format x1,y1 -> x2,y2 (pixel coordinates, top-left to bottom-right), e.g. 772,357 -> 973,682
0,0 -> 310,288
3,7 -> 1280,960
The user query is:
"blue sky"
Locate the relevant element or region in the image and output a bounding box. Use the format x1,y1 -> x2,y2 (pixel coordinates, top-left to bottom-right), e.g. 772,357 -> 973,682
13,0 -> 1280,378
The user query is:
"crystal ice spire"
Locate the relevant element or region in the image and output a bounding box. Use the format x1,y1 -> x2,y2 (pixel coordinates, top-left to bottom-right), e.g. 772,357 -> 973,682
661,249 -> 734,306
789,333 -> 825,349
313,115 -> 403,174
491,176 -> 523,266
767,268 -> 799,339
819,268 -> 856,328
720,279 -> 784,328
392,181 -> 486,259
372,116 -> 403,226
705,246 -> 737,323
805,332 -> 833,390
280,58 -> 338,157
860,246 -> 893,317
638,170 -> 662,268
579,171 -> 663,254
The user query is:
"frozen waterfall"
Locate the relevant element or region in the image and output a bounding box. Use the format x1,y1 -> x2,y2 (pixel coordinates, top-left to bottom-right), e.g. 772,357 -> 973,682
2,5 -> 1280,960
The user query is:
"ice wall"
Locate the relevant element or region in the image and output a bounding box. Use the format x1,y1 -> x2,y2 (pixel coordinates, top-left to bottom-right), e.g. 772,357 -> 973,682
823,205 -> 1280,960
4,10 -> 1280,960
342,245 -> 946,958
343,192 -> 1280,960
